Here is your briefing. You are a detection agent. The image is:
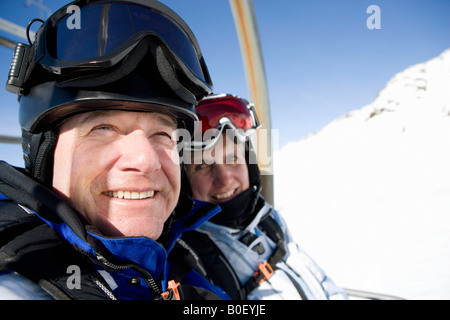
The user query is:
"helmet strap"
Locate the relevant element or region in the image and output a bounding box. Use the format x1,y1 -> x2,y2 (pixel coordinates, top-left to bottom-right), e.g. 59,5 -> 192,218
246,140 -> 262,193
22,129 -> 58,187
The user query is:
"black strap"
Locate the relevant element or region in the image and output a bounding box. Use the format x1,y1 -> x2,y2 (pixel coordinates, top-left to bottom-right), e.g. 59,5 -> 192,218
177,211 -> 289,299
242,212 -> 287,295
177,285 -> 222,300
157,284 -> 222,301
180,231 -> 245,300
168,239 -> 208,281
258,211 -> 285,244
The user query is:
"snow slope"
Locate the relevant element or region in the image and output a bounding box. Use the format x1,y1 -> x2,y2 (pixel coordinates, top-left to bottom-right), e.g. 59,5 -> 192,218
274,49 -> 450,299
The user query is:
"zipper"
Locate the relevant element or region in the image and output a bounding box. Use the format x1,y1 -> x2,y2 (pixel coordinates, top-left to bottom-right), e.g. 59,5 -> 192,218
94,252 -> 161,297
93,277 -> 118,300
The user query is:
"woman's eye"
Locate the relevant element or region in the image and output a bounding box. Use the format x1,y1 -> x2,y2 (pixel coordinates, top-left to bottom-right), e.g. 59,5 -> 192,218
195,163 -> 208,171
226,155 -> 238,164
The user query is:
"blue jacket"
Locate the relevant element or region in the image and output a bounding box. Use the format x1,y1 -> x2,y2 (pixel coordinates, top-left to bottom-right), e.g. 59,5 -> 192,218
0,161 -> 229,300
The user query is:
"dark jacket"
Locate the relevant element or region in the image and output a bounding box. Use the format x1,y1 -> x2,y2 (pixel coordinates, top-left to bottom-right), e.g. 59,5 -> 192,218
0,161 -> 229,300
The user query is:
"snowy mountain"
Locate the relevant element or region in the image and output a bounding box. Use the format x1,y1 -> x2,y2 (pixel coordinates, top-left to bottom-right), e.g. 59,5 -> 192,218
273,49 -> 450,299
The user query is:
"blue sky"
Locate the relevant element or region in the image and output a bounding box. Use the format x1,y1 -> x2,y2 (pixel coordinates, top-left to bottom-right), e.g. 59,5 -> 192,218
0,0 -> 449,167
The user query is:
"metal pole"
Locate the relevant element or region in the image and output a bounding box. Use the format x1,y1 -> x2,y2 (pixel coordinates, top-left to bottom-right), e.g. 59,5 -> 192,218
0,36 -> 16,49
0,135 -> 21,145
0,17 -> 34,42
229,0 -> 274,205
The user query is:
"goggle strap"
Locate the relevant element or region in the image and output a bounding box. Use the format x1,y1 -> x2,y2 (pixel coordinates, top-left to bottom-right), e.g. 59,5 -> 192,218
155,46 -> 197,104
186,122 -> 256,152
248,104 -> 261,129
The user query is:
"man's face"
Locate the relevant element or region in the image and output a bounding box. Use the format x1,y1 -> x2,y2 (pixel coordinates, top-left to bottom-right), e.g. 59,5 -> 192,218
52,110 -> 180,240
185,134 -> 250,204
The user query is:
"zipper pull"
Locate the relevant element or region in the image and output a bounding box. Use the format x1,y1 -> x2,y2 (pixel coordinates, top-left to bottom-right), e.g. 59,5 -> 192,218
158,280 -> 181,300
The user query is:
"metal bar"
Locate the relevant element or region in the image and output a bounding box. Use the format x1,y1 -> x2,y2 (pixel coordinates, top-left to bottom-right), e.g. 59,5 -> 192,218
0,17 -> 35,42
345,288 -> 405,300
229,0 -> 274,205
0,135 -> 21,145
0,36 -> 16,49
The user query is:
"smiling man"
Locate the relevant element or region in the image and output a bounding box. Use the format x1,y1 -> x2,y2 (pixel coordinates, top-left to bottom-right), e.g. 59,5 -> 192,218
52,111 -> 180,240
0,0 -> 228,300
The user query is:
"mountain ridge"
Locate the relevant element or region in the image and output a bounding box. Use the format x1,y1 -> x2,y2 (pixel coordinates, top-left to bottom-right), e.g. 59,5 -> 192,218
273,48 -> 450,299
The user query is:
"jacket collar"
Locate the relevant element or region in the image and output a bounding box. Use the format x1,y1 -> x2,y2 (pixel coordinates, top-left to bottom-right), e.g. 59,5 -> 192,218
0,161 -> 220,280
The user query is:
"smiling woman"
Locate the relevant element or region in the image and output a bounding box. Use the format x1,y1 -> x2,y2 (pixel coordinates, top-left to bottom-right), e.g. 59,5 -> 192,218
185,133 -> 249,204
178,94 -> 349,300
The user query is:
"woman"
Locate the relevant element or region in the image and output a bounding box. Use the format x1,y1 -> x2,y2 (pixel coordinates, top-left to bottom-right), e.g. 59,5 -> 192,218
181,94 -> 348,300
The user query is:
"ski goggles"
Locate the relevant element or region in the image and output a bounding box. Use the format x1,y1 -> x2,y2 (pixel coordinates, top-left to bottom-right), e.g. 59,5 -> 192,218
23,0 -> 212,95
186,94 -> 261,151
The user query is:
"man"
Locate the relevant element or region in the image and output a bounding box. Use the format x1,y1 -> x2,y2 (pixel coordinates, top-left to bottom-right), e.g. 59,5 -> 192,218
0,0 -> 228,300
181,94 -> 348,299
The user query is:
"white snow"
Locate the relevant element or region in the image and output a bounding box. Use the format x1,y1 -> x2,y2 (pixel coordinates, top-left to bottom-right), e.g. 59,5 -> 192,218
273,49 -> 450,300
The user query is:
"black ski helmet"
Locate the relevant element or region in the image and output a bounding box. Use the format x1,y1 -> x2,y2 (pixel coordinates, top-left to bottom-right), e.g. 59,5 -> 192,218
6,0 -> 213,186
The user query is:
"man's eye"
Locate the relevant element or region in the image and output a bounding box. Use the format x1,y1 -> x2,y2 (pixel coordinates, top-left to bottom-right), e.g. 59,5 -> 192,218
151,131 -> 175,147
96,125 -> 112,130
91,124 -> 115,133
156,132 -> 172,139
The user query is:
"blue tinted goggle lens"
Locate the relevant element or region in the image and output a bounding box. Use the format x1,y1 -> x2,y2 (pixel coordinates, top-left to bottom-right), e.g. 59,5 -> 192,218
43,2 -> 206,84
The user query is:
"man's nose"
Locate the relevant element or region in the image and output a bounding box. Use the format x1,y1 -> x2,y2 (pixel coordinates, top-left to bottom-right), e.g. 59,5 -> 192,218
116,130 -> 161,174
